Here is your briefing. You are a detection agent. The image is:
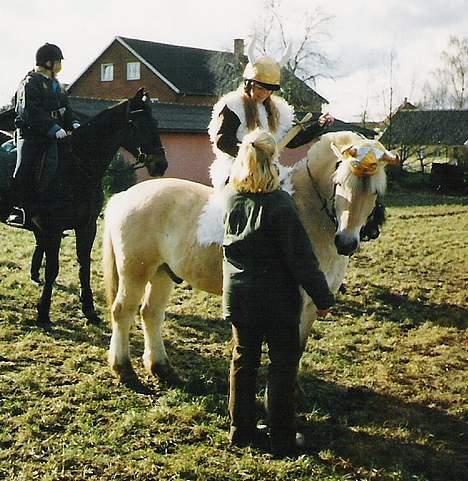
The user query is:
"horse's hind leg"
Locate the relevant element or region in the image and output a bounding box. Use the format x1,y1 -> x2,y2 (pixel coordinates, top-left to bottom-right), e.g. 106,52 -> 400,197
108,275 -> 146,383
140,270 -> 178,384
37,230 -> 62,326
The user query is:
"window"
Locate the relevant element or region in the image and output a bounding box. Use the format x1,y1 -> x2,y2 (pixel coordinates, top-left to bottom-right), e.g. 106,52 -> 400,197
127,62 -> 141,80
101,63 -> 114,81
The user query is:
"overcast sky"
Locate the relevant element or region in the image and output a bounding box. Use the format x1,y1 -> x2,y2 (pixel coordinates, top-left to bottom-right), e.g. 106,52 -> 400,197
1,0 -> 467,122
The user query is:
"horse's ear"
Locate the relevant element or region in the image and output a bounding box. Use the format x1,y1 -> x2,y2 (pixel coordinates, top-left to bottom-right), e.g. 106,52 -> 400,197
134,87 -> 145,101
331,142 -> 357,160
330,142 -> 345,160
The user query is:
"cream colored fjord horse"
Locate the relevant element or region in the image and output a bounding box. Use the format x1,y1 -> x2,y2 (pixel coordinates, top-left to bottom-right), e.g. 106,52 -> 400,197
103,131 -> 398,384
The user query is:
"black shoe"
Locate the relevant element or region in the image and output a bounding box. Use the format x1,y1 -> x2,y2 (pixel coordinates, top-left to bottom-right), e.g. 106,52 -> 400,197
270,432 -> 305,458
6,207 -> 26,228
229,426 -> 269,449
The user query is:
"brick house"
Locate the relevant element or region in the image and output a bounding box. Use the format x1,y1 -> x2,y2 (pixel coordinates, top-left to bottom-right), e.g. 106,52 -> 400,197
0,37 -> 373,184
67,36 -> 327,110
66,36 -> 334,183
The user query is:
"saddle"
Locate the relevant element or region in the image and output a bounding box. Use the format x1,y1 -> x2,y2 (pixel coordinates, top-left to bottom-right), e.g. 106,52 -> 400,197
4,139 -> 70,228
35,142 -> 60,194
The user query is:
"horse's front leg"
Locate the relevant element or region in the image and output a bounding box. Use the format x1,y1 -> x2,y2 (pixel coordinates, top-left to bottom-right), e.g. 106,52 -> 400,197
75,223 -> 101,324
294,297 -> 319,411
36,230 -> 62,326
299,296 -> 318,353
30,230 -> 45,285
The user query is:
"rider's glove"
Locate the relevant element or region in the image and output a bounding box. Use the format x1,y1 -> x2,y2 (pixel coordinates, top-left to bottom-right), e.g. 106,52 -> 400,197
55,128 -> 67,139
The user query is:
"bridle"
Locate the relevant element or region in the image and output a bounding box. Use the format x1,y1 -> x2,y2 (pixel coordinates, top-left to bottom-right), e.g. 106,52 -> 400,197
305,160 -> 339,229
70,101 -> 165,178
109,103 -> 166,173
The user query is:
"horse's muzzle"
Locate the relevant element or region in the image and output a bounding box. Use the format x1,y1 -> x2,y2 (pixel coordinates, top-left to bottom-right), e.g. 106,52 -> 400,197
146,152 -> 168,177
335,233 -> 359,256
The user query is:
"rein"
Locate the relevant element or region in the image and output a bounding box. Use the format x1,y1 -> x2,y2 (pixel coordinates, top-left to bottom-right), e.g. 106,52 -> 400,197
71,101 -> 164,176
305,160 -> 338,228
110,103 -> 166,173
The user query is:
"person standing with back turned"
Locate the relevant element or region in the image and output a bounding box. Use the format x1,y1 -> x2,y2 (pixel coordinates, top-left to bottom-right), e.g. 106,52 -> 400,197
223,128 -> 335,457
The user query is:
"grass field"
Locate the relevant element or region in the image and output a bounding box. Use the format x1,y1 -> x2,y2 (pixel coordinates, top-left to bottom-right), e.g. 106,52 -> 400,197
0,188 -> 467,481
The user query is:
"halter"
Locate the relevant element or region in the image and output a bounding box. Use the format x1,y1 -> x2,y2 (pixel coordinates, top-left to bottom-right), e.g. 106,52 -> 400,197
121,103 -> 166,171
305,160 -> 338,228
70,100 -> 165,179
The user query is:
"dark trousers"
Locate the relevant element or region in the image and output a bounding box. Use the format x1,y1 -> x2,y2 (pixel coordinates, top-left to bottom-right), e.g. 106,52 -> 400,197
229,322 -> 300,449
12,137 -> 53,208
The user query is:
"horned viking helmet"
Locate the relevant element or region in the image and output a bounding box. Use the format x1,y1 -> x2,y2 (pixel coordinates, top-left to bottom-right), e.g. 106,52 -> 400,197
243,36 -> 292,91
332,139 -> 400,177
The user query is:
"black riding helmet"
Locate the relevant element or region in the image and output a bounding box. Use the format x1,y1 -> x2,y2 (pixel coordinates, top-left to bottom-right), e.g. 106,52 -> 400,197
36,43 -> 64,68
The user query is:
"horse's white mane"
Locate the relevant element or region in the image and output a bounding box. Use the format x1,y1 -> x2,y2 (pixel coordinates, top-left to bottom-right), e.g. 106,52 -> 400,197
333,159 -> 387,195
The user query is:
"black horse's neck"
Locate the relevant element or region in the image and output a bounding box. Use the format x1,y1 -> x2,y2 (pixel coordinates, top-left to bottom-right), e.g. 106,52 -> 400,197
70,100 -> 130,181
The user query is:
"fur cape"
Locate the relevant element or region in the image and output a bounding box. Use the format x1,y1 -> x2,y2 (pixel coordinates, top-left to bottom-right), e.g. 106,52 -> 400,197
208,89 -> 295,190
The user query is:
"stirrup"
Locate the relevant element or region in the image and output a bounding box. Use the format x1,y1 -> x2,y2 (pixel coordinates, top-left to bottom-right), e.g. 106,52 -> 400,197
6,207 -> 27,228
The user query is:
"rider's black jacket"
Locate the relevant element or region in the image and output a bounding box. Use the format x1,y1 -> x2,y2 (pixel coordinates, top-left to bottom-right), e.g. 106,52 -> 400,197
14,70 -> 76,139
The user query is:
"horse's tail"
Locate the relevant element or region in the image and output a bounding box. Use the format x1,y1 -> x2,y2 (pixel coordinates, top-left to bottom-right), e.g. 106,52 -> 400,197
102,202 -> 119,313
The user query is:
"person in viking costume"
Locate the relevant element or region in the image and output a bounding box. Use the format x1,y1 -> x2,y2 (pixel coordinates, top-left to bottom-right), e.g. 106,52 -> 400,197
7,43 -> 80,227
208,38 -> 334,190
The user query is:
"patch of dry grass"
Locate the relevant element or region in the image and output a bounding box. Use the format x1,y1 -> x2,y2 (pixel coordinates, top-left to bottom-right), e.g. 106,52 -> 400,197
0,190 -> 466,481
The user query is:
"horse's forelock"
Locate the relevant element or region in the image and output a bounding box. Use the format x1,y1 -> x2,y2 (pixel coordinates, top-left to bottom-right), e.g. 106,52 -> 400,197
334,159 -> 387,195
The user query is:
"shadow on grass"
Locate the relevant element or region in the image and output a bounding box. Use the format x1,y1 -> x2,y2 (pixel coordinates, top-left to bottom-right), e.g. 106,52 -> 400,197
298,374 -> 467,481
336,284 -> 467,330
33,310 -> 231,397
3,295 -> 465,481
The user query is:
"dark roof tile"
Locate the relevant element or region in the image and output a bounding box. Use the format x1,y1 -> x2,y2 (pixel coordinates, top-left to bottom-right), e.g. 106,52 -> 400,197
69,97 -> 211,132
120,36 -> 230,96
381,110 -> 468,146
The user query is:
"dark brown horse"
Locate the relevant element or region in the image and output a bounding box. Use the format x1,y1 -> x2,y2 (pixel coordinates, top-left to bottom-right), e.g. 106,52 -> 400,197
0,88 -> 167,326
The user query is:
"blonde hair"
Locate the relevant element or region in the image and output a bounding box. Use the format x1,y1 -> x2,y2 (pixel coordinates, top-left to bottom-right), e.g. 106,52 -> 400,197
230,128 -> 280,193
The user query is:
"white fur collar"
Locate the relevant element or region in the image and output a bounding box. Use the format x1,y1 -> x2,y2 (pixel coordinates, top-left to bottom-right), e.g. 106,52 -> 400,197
208,89 -> 295,148
198,164 -> 295,246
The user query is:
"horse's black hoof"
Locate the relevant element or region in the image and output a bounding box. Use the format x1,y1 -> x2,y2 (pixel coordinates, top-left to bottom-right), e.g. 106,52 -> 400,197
113,361 -> 139,387
30,275 -> 42,286
84,310 -> 102,325
36,316 -> 52,330
151,363 -> 183,386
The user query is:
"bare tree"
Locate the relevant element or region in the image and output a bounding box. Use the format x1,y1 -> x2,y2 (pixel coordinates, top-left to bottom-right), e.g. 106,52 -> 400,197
253,0 -> 333,109
421,36 -> 467,109
254,0 -> 333,84
207,50 -> 245,97
207,0 -> 333,111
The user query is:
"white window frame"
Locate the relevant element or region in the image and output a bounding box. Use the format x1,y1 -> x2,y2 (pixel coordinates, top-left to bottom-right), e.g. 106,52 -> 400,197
127,62 -> 141,80
101,63 -> 114,82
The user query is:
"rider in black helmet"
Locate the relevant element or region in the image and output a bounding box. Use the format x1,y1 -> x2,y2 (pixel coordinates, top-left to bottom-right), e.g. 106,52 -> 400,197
7,43 -> 80,227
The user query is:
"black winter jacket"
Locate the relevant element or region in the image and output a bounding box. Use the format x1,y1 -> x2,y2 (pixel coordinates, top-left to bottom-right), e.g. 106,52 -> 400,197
223,189 -> 335,328
15,70 -> 76,140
